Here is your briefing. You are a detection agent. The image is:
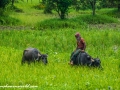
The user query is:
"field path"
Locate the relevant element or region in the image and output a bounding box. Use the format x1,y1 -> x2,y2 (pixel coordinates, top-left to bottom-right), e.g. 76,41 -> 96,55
0,25 -> 34,30
89,23 -> 120,30
0,23 -> 120,30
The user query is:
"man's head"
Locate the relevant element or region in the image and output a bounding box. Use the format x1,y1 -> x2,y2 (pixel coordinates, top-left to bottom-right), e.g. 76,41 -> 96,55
75,32 -> 81,41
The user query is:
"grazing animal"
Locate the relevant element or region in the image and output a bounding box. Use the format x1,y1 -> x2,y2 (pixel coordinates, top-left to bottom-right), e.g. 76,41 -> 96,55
21,48 -> 48,65
90,58 -> 101,67
71,52 -> 101,67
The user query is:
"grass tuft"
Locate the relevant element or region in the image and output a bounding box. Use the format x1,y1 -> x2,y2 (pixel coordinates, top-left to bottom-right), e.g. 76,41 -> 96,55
36,14 -> 119,30
0,16 -> 21,25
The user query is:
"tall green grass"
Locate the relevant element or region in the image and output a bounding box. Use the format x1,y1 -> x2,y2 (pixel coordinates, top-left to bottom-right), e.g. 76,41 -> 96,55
0,28 -> 120,89
0,1 -> 120,90
97,8 -> 120,18
0,16 -> 20,25
36,15 -> 119,30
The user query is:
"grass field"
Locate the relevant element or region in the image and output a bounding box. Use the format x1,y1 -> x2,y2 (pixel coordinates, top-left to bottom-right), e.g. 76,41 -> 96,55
0,1 -> 120,90
0,29 -> 120,90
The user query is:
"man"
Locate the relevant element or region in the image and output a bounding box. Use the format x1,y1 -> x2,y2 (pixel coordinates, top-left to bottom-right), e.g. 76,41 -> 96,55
70,32 -> 86,65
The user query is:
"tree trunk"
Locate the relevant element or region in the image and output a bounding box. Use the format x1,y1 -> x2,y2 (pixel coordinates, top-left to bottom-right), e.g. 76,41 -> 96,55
118,4 -> 120,11
92,1 -> 95,16
11,0 -> 15,6
60,11 -> 65,19
90,0 -> 96,16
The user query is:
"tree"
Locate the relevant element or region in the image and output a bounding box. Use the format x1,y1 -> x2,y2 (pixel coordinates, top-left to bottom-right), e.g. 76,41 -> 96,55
53,0 -> 72,19
0,0 -> 10,9
74,0 -> 98,15
82,0 -> 97,15
11,0 -> 15,6
71,0 -> 81,11
89,0 -> 97,15
100,0 -> 120,11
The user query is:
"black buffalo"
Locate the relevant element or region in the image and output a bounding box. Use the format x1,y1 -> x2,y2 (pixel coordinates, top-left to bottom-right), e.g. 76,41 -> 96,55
71,52 -> 101,67
21,48 -> 48,65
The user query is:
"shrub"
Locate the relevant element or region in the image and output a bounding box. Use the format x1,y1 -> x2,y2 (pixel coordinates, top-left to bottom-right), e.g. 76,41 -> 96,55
75,15 -> 119,24
9,5 -> 24,13
36,14 -> 118,30
0,16 -> 20,25
36,18 -> 87,30
105,9 -> 120,18
98,8 -> 120,18
33,3 -> 45,10
0,8 -> 5,16
0,0 -> 10,9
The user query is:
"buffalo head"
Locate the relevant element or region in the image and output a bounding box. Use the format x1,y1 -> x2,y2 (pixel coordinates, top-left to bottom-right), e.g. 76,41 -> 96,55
39,54 -> 48,65
90,58 -> 101,67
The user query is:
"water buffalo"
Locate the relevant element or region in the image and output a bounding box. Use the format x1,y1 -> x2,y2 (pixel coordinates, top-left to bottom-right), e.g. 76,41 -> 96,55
21,48 -> 48,65
71,52 -> 101,67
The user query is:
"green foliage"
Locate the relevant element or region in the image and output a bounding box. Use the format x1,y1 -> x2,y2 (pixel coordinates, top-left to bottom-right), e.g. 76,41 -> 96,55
33,3 -> 45,10
36,14 -> 118,30
36,18 -> 86,30
75,14 -> 119,24
44,0 -> 54,14
0,8 -> 6,16
0,0 -> 10,9
9,5 -> 24,13
0,16 -> 20,25
43,0 -> 72,17
0,29 -> 120,89
101,9 -> 120,18
53,0 -> 72,19
100,0 -> 118,8
0,1 -> 119,89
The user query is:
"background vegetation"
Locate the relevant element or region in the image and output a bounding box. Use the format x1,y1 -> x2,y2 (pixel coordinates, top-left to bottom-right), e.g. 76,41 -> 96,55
0,0 -> 120,90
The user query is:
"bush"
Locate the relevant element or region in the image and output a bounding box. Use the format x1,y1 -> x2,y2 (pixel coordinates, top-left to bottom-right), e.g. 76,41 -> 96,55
36,14 -> 118,30
0,0 -> 10,8
9,5 -> 24,13
36,18 -> 87,30
33,3 -> 45,10
105,9 -> 120,18
75,15 -> 119,24
98,8 -> 120,18
0,16 -> 20,25
0,8 -> 5,16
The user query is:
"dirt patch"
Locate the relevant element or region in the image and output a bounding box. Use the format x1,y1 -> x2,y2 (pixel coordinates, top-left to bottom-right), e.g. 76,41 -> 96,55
88,23 -> 120,30
0,23 -> 120,30
0,25 -> 35,30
